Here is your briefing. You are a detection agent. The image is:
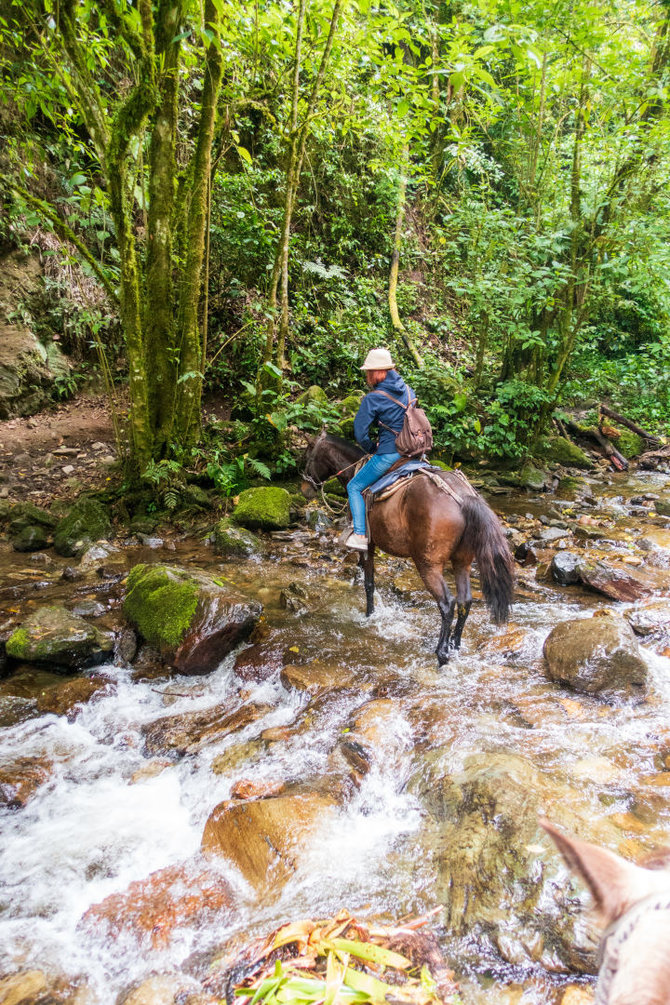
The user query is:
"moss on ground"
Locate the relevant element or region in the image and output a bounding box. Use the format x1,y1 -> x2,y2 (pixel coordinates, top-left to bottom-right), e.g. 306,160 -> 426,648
5,627 -> 30,660
123,565 -> 199,649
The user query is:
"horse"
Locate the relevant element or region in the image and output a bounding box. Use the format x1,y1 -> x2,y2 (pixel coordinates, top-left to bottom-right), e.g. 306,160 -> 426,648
301,431 -> 514,664
542,820 -> 670,1004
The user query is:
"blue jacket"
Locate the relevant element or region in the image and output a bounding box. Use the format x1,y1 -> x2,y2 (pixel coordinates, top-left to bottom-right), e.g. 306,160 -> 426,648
353,370 -> 416,454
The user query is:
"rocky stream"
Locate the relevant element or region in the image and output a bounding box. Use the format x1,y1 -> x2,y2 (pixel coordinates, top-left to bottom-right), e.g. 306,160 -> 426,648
1,465 -> 670,1005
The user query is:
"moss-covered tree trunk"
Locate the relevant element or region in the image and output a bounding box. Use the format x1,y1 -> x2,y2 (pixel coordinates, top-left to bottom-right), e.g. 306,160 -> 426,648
388,156 -> 424,369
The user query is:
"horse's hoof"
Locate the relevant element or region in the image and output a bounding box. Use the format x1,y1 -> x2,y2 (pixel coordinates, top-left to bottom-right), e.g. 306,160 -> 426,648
436,652 -> 450,667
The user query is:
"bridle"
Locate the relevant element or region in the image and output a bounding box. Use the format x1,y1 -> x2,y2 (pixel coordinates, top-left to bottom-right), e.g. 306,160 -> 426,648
596,891 -> 670,1003
302,455 -> 365,490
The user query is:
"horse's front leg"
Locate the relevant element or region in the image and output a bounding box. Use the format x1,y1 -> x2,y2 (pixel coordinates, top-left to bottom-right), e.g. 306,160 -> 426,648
360,544 -> 375,616
450,560 -> 473,651
418,563 -> 455,665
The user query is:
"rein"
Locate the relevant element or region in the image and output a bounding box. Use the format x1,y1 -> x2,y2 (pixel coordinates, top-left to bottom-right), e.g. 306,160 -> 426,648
596,892 -> 670,1003
302,455 -> 368,490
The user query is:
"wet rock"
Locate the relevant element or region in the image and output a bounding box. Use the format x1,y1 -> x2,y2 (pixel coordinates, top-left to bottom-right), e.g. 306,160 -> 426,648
559,988 -> 595,1005
513,542 -> 537,567
551,551 -> 581,585
78,542 -> 121,574
211,738 -> 265,775
543,613 -> 648,697
36,675 -> 109,717
202,789 -> 337,894
0,970 -> 48,1004
306,507 -> 332,533
142,701 -> 272,758
539,525 -> 571,544
338,698 -> 409,775
233,643 -> 283,682
115,627 -> 138,665
655,499 -> 670,517
82,859 -> 235,951
123,564 -> 262,675
231,487 -> 291,531
478,625 -> 530,659
625,599 -> 670,638
281,659 -> 355,695
230,778 -> 285,800
279,582 -> 309,614
576,557 -> 654,601
212,517 -> 261,558
0,755 -> 52,807
118,975 -> 197,1005
5,606 -> 114,672
412,751 -> 603,973
70,600 -> 106,618
53,498 -> 112,557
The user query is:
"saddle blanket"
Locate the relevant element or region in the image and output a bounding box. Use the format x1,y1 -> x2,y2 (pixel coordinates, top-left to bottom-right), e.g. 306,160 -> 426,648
366,458 -> 431,496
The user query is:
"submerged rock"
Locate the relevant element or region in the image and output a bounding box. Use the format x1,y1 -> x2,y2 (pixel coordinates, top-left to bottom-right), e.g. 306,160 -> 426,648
0,755 -> 53,808
36,675 -> 110,718
543,613 -> 648,697
82,858 -> 235,950
142,701 -> 272,758
626,598 -> 670,638
202,789 -> 337,895
123,564 -> 262,675
5,606 -> 114,672
53,497 -> 112,557
411,751 -> 605,973
231,486 -> 291,530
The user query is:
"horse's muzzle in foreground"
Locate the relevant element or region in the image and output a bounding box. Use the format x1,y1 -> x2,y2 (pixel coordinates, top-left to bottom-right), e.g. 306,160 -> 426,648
541,820 -> 670,1004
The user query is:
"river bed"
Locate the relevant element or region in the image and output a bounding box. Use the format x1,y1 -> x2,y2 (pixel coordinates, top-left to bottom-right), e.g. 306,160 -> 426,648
1,469 -> 670,1004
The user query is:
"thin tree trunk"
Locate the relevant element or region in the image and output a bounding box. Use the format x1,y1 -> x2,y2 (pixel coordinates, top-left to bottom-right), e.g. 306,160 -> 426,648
388,156 -> 423,368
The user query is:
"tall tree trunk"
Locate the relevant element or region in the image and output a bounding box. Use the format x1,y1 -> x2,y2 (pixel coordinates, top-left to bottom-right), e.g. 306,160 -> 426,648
173,0 -> 223,446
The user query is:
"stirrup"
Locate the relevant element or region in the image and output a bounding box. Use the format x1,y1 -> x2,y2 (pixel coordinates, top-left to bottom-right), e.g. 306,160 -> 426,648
345,532 -> 368,552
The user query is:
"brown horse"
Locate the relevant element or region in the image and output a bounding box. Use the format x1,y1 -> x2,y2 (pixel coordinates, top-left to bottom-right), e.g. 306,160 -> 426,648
302,431 -> 514,664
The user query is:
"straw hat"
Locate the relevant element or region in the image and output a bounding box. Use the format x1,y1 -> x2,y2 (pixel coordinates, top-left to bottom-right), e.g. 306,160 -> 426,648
360,347 -> 395,370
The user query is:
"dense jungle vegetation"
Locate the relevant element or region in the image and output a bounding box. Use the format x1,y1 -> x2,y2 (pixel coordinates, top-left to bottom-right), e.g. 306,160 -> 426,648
1,0 -> 669,484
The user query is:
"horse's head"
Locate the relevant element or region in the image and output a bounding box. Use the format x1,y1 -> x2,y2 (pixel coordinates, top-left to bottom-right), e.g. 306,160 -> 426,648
542,820 -> 670,1003
300,429 -> 330,499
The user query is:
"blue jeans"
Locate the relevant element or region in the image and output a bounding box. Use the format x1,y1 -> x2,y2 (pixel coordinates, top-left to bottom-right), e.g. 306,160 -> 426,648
347,451 -> 402,534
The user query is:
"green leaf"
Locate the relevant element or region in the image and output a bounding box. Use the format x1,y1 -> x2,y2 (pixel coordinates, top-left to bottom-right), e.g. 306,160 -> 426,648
236,144 -> 253,165
263,361 -> 283,378
397,98 -> 410,117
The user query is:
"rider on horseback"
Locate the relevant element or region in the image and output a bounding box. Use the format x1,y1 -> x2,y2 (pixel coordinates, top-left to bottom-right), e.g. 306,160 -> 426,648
345,348 -> 416,551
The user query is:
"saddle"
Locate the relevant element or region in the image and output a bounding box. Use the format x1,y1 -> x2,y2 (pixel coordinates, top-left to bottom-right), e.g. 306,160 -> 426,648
362,460 -> 477,506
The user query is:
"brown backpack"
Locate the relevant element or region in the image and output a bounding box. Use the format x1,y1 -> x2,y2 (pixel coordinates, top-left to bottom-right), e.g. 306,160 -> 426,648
374,388 -> 434,458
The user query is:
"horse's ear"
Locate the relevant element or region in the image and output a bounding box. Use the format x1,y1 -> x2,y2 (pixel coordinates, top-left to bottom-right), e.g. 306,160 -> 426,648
540,820 -> 660,925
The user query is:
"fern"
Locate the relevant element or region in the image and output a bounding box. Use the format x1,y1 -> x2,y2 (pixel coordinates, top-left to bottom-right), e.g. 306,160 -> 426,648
247,456 -> 271,480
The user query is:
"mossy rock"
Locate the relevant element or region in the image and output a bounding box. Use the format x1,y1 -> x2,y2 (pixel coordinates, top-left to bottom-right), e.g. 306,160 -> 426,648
296,385 -> 328,406
9,502 -> 57,529
5,606 -> 114,672
338,418 -> 355,439
0,498 -> 15,524
338,393 -> 363,416
10,524 -> 50,552
182,483 -> 212,509
213,518 -> 262,558
123,563 -> 262,674
232,487 -> 291,530
617,430 -> 644,458
430,458 -> 450,471
53,497 -> 112,557
123,565 -> 200,650
323,477 -> 346,498
519,461 -> 548,491
538,436 -> 594,470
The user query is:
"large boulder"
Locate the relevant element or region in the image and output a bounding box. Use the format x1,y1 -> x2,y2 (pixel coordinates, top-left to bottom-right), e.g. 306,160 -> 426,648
53,498 -> 112,557
550,551 -> 581,585
0,756 -> 53,808
123,564 -> 262,674
5,606 -> 114,672
202,789 -> 337,895
409,751 -> 623,973
543,613 -> 648,697
0,251 -> 72,419
539,436 -> 594,470
231,487 -> 291,530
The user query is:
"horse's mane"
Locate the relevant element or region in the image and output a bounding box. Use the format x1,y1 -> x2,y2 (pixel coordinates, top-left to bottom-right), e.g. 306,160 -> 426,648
323,432 -> 364,457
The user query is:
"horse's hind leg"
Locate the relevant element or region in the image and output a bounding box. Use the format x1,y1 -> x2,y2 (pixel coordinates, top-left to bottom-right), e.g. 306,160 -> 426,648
450,560 -> 473,650
360,544 -> 375,616
418,563 -> 455,665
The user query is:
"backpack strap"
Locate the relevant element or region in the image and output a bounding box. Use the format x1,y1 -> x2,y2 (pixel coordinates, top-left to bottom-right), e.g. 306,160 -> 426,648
372,389 -> 417,410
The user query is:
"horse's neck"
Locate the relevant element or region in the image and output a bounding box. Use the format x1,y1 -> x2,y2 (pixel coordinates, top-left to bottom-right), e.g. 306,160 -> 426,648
326,440 -> 362,480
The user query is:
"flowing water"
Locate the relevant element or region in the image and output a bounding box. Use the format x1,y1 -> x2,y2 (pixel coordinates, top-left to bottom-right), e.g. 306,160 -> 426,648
1,471 -> 670,1003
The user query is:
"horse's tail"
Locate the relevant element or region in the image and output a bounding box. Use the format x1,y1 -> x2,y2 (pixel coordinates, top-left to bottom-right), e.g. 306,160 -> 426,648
460,495 -> 514,625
